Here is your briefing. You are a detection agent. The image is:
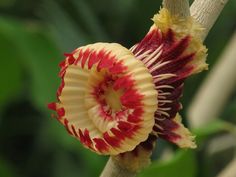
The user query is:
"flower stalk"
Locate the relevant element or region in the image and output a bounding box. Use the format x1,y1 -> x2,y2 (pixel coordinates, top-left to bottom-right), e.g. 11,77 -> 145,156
100,157 -> 137,177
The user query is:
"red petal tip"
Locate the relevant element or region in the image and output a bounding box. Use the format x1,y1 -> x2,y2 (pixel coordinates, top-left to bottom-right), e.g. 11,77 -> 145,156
48,102 -> 57,111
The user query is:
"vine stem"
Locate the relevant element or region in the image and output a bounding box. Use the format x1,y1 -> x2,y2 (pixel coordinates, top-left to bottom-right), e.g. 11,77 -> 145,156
162,0 -> 190,17
100,157 -> 137,177
190,0 -> 229,40
217,159 -> 236,177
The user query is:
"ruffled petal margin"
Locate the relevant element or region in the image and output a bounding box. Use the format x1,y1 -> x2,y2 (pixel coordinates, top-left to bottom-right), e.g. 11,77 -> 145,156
48,43 -> 157,155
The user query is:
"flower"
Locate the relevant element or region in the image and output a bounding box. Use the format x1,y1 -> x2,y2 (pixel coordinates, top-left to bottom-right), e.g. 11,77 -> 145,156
48,8 -> 207,155
48,43 -> 157,155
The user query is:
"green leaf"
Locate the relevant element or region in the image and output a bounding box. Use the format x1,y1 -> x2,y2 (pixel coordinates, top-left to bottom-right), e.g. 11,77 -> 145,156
41,0 -> 90,51
0,18 -> 22,111
36,116 -> 106,177
193,120 -> 235,145
0,16 -> 61,111
138,150 -> 197,177
222,96 -> 236,123
0,157 -> 17,177
19,30 -> 61,110
71,0 -> 109,41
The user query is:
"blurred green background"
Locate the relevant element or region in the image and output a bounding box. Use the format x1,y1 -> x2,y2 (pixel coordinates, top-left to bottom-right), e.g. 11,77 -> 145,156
0,0 -> 236,177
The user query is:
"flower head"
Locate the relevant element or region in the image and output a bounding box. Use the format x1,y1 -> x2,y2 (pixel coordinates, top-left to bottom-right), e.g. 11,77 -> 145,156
48,8 -> 207,155
48,43 -> 157,155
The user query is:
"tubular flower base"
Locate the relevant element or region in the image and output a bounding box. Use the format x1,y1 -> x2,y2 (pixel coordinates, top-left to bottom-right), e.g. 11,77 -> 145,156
48,8 -> 207,156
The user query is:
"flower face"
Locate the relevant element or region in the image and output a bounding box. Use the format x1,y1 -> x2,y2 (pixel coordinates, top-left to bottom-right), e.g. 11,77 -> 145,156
48,43 -> 157,155
48,8 -> 207,155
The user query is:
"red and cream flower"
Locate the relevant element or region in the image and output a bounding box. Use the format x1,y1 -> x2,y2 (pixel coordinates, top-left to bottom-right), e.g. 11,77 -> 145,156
48,8 -> 207,155
48,43 -> 157,155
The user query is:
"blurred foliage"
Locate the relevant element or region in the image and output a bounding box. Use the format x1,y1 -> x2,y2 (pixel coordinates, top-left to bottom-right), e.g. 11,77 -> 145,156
0,0 -> 236,177
139,150 -> 197,177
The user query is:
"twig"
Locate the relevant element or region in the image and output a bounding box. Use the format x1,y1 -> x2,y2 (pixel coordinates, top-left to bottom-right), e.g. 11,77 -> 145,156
188,31 -> 236,128
190,0 -> 229,40
100,157 -> 137,177
217,159 -> 236,177
207,134 -> 236,156
162,0 -> 190,17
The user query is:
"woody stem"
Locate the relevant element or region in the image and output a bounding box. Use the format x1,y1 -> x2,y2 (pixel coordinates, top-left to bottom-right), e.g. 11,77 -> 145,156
100,157 -> 137,177
162,0 -> 190,18
190,0 -> 229,40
